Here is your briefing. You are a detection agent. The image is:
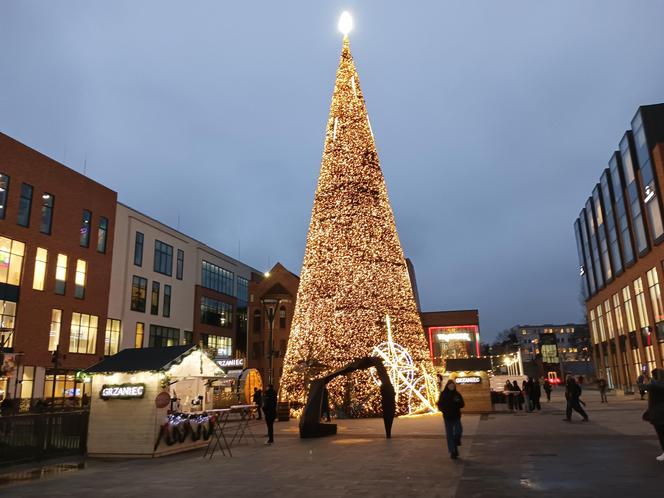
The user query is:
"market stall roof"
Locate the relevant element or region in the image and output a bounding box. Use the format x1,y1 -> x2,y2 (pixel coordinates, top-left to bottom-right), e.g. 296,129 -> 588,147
446,358 -> 492,372
86,345 -> 195,374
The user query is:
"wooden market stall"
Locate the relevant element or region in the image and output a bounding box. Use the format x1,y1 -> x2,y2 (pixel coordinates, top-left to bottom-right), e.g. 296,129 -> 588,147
445,358 -> 493,413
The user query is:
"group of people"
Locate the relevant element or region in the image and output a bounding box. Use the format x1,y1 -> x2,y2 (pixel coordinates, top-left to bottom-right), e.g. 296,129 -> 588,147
502,377 -> 549,412
252,385 -> 278,445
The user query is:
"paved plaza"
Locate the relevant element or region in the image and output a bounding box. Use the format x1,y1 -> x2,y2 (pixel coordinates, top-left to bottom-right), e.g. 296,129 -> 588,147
2,389 -> 663,498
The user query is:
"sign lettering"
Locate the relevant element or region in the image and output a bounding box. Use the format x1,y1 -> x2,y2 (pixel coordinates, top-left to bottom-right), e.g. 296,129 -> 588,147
100,383 -> 146,400
455,376 -> 481,385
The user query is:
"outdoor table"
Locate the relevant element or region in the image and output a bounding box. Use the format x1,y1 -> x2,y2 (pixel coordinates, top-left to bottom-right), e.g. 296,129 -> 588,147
228,405 -> 257,447
203,408 -> 232,458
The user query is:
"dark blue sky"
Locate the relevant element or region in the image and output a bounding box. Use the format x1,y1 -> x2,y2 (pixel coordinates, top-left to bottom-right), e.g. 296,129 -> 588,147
2,1 -> 664,340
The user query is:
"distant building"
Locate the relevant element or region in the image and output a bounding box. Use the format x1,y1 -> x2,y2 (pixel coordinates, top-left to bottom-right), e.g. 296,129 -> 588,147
421,310 -> 480,369
573,104 -> 664,389
247,263 -> 299,391
511,323 -> 591,378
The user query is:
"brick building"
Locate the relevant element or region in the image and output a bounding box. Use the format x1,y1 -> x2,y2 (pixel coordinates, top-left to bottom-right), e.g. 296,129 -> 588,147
574,104 -> 664,390
0,133 -> 117,403
247,263 -> 299,391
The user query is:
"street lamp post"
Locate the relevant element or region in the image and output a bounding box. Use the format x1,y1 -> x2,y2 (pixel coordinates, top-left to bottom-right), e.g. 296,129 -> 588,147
261,298 -> 280,386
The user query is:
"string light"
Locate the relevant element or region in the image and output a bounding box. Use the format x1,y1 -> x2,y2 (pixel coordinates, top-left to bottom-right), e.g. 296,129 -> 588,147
280,16 -> 434,416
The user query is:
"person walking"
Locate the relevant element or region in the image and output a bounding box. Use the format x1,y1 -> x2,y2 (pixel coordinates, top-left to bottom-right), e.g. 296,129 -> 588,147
531,378 -> 542,411
252,387 -> 263,420
504,380 -> 514,411
638,372 -> 650,400
523,379 -> 532,412
598,378 -> 608,403
262,385 -> 277,445
437,379 -> 465,459
643,369 -> 664,462
563,376 -> 589,422
512,380 -> 524,411
543,379 -> 552,402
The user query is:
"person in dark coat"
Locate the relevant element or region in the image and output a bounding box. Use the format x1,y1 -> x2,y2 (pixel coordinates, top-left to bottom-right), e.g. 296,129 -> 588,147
563,376 -> 589,422
598,378 -> 608,403
252,388 -> 262,420
504,380 -> 514,410
262,385 -> 277,445
644,368 -> 664,462
321,387 -> 331,422
437,380 -> 465,459
543,379 -> 553,402
512,380 -> 523,411
531,379 -> 542,411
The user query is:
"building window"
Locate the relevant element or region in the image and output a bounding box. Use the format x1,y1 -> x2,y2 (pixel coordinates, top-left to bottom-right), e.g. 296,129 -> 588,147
154,240 -> 173,276
104,319 -> 121,356
0,173 -> 9,219
596,305 -> 606,342
650,268 -> 664,326
20,366 -> 35,399
79,209 -> 92,247
176,249 -> 184,280
279,306 -> 286,329
134,232 -> 144,266
148,325 -> 180,347
74,259 -> 87,299
40,193 -> 54,234
68,312 -> 98,354
253,310 -> 261,333
97,217 -> 108,253
54,253 -> 68,295
612,293 -> 625,335
17,183 -> 33,227
207,335 -> 232,357
151,281 -> 160,315
201,261 -> 234,295
163,284 -> 171,318
609,153 -> 635,266
0,300 -> 17,349
200,296 -> 233,327
634,277 -> 649,330
604,300 -> 614,339
48,309 -> 62,352
237,277 -> 249,302
130,276 -> 148,312
135,322 -> 144,348
183,331 -> 193,345
623,285 -> 637,332
32,247 -> 48,291
620,134 -> 648,255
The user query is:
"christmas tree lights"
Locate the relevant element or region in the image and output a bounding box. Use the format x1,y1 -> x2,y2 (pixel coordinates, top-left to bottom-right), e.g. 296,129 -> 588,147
280,13 -> 434,416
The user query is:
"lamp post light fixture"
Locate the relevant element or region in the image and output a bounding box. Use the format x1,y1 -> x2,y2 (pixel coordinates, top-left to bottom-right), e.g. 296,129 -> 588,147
261,297 -> 281,386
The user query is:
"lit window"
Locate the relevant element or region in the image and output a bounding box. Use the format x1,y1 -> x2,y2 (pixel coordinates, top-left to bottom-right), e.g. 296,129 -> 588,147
55,254 -> 68,295
97,217 -> 108,253
0,300 -> 17,348
48,309 -> 62,351
148,325 -> 179,347
40,193 -> 54,234
207,335 -> 232,357
68,312 -> 98,354
634,277 -> 649,330
79,210 -> 92,247
32,247 -> 48,290
622,286 -> 637,332
17,183 -> 33,227
74,259 -> 87,299
131,276 -> 148,312
135,322 -> 144,348
104,319 -> 121,356
0,173 -> 9,219
648,267 -> 664,323
0,236 -> 26,285
151,281 -> 160,315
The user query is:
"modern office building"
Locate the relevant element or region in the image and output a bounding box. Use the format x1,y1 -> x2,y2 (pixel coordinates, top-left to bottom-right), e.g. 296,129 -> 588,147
0,133 -> 117,403
108,203 -> 260,362
421,309 -> 481,369
573,104 -> 664,390
247,263 -> 299,392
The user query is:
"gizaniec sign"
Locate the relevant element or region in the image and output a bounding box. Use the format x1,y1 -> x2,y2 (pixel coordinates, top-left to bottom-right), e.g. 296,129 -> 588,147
455,376 -> 481,385
100,383 -> 146,400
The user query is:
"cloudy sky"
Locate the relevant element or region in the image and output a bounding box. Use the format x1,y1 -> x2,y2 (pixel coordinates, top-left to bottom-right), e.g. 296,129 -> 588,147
2,1 -> 664,340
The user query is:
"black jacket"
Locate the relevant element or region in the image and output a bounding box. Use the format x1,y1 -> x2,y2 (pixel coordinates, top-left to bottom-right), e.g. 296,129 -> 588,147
252,390 -> 262,404
437,389 -> 465,420
262,388 -> 277,418
565,381 -> 581,401
646,380 -> 664,426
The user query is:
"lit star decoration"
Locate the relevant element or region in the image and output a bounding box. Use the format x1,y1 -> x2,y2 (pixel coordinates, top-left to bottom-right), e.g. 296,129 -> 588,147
280,13 -> 435,416
370,316 -> 437,414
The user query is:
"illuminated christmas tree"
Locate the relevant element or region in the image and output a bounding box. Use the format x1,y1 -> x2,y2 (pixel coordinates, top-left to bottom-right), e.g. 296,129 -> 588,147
280,13 -> 435,416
